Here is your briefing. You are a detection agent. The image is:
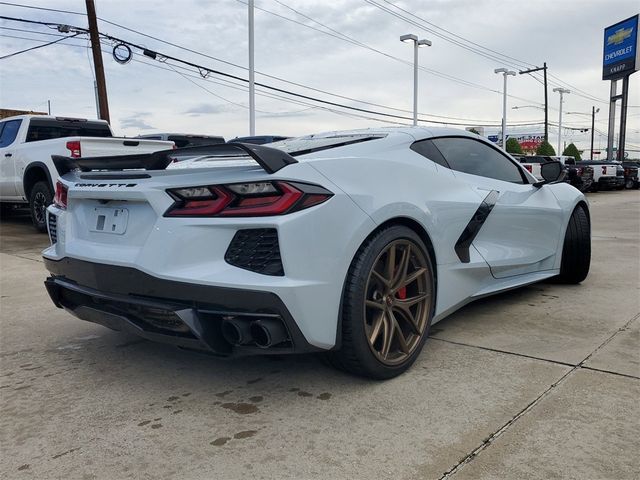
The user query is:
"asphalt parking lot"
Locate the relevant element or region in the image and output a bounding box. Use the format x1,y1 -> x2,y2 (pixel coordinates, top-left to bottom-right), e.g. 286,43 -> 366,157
0,190 -> 638,480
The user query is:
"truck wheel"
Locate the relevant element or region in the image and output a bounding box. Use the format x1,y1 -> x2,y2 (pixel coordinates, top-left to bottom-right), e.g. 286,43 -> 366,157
556,205 -> 590,284
327,226 -> 435,379
29,181 -> 52,233
624,179 -> 634,189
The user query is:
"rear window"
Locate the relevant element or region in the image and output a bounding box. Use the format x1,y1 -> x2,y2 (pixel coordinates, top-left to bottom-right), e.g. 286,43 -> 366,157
26,119 -> 112,142
270,134 -> 385,156
168,135 -> 225,148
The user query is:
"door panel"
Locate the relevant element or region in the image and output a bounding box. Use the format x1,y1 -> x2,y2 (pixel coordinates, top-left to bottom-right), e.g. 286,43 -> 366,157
459,174 -> 563,278
428,136 -> 563,279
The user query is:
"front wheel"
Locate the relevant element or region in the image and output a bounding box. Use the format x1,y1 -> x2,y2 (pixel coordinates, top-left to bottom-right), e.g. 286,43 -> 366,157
29,181 -> 52,233
625,179 -> 635,189
327,226 -> 435,379
556,205 -> 590,284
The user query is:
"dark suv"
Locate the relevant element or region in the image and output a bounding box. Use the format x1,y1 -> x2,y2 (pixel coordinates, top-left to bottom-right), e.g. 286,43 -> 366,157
621,162 -> 639,189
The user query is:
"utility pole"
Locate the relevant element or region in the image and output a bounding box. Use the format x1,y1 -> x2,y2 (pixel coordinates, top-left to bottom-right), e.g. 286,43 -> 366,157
85,0 -> 110,123
248,0 -> 255,136
553,87 -> 570,154
47,100 -> 51,115
495,68 -> 516,147
519,63 -> 548,142
590,106 -> 599,160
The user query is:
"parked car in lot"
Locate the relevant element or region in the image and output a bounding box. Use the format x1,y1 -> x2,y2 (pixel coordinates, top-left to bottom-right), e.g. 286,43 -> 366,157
230,135 -> 290,145
575,160 -> 624,191
137,133 -> 225,148
43,128 -> 590,379
621,161 -> 639,189
512,155 -> 593,192
0,115 -> 174,231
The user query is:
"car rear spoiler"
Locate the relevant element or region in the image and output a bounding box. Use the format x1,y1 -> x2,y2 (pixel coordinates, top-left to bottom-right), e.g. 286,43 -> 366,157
51,142 -> 298,176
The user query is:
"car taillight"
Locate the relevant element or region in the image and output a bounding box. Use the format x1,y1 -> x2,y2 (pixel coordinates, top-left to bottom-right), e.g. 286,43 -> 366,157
53,181 -> 68,209
165,181 -> 332,217
66,140 -> 81,158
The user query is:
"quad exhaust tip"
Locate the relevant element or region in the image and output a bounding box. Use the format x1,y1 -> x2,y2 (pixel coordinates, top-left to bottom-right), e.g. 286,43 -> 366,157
250,318 -> 288,348
221,317 -> 288,348
221,318 -> 252,346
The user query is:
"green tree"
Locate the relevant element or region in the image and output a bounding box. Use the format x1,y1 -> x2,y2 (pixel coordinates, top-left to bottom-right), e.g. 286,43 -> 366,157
505,137 -> 523,154
562,143 -> 582,161
536,140 -> 556,156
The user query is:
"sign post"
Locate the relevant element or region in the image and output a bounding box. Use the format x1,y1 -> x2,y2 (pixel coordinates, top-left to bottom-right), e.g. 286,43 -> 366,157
603,14 -> 639,161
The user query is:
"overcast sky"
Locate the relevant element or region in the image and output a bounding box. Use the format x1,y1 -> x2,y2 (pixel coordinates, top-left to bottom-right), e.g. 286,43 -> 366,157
1,0 -> 639,156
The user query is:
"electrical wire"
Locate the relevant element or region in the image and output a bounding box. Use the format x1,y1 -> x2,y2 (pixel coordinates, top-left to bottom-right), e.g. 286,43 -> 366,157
0,31 -> 82,59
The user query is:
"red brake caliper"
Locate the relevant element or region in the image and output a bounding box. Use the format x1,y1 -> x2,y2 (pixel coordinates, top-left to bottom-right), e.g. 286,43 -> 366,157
397,286 -> 407,299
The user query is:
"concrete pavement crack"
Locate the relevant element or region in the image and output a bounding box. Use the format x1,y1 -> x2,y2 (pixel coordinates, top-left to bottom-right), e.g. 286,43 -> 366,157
437,312 -> 640,479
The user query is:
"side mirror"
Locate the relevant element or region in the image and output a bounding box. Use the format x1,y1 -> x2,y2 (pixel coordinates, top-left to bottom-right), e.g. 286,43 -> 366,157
534,161 -> 566,187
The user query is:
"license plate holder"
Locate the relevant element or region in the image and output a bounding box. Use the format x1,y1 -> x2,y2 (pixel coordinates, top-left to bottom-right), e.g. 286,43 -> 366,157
89,207 -> 129,235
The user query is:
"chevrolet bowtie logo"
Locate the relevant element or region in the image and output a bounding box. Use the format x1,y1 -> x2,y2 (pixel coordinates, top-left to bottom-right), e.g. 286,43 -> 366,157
608,27 -> 633,46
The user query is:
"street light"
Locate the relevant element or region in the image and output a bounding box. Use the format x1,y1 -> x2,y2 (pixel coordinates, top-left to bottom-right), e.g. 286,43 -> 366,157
400,34 -> 431,126
553,87 -> 570,153
494,67 -> 516,147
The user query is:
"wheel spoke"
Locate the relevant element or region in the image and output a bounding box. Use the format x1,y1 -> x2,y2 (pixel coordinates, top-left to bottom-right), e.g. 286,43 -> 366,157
402,267 -> 427,289
368,312 -> 384,344
391,245 -> 411,289
365,300 -> 385,311
393,304 -> 421,335
395,293 -> 428,308
390,310 -> 410,354
380,312 -> 394,359
385,244 -> 396,280
371,269 -> 390,288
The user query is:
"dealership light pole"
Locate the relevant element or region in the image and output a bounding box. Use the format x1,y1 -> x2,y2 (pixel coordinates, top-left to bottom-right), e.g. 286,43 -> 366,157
494,68 -> 516,147
248,0 -> 255,135
553,87 -> 570,154
400,34 -> 431,126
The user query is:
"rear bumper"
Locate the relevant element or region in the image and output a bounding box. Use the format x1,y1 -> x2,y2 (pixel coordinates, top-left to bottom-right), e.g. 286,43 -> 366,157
598,176 -> 624,188
44,257 -> 322,356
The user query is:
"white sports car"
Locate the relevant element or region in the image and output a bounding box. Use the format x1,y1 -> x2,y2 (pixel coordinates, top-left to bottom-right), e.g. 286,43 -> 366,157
43,127 -> 590,379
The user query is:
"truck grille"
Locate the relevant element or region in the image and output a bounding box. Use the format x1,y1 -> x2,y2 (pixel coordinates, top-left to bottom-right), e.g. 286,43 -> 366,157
48,212 -> 57,244
225,228 -> 284,276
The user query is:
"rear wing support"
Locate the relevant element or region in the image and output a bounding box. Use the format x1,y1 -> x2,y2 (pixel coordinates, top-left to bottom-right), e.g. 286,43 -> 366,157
51,142 -> 298,176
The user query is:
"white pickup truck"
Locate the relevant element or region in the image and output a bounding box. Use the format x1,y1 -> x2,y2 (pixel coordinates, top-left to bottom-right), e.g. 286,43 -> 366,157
0,115 -> 173,231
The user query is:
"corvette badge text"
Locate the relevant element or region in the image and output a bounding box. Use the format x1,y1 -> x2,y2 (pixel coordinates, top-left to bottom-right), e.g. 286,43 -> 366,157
75,183 -> 137,188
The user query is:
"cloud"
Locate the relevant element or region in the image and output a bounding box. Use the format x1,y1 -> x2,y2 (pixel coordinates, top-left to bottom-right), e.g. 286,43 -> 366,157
183,103 -> 231,116
1,0 -> 638,153
119,113 -> 154,130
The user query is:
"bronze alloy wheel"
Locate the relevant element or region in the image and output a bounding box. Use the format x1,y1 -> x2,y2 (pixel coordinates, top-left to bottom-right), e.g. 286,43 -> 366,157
363,239 -> 432,365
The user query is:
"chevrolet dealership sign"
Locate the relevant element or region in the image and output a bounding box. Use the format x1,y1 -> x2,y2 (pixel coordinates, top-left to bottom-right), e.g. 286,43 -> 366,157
603,14 -> 639,80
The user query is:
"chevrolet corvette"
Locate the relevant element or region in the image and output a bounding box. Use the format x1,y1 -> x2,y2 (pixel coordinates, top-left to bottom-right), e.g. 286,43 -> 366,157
43,128 -> 591,379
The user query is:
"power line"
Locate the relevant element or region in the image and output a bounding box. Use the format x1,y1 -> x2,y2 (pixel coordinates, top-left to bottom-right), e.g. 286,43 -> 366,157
366,0 -> 610,105
0,31 -> 82,59
0,0 -> 547,109
1,15 -> 547,127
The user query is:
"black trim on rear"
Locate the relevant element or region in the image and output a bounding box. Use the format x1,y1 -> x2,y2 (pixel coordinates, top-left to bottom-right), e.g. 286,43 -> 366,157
51,142 -> 298,176
44,257 -> 320,356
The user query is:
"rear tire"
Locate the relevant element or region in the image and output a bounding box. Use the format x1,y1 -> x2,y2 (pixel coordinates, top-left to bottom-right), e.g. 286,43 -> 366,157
29,181 -> 52,233
556,205 -> 590,284
327,226 -> 435,379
